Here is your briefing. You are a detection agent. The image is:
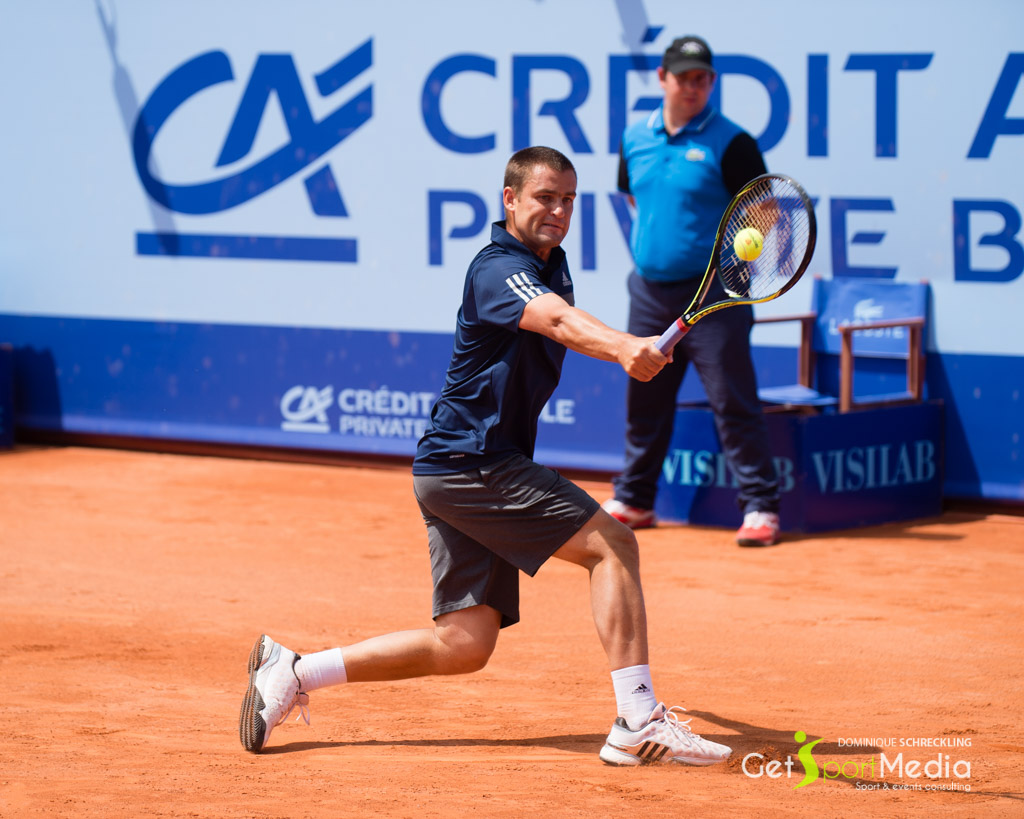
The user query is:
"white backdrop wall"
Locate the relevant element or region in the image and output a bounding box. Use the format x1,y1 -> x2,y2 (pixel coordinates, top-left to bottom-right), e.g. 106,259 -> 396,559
1,1 -> 1021,500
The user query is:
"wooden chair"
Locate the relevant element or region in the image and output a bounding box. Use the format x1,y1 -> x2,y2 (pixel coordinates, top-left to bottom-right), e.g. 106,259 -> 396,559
757,276 -> 928,413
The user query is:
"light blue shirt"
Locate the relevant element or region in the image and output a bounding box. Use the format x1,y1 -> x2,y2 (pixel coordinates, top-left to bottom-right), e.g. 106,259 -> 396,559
620,105 -> 745,282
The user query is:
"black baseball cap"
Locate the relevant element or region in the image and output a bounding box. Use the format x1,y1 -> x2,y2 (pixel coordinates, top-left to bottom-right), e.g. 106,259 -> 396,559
662,36 -> 714,75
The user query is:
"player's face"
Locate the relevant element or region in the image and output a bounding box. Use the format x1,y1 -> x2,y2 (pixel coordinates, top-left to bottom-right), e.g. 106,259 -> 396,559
660,68 -> 715,123
503,165 -> 576,261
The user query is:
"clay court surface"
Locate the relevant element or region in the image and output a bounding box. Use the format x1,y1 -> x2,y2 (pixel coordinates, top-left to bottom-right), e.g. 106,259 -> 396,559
2,444 -> 1022,817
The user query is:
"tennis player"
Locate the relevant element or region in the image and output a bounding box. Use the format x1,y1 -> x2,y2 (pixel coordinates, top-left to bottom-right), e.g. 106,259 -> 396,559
239,146 -> 732,767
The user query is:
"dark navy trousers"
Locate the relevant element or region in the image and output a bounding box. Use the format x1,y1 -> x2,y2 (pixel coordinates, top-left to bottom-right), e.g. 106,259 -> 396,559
612,272 -> 780,514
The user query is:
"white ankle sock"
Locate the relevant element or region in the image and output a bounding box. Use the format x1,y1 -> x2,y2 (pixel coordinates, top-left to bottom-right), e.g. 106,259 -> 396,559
611,664 -> 658,730
294,648 -> 347,692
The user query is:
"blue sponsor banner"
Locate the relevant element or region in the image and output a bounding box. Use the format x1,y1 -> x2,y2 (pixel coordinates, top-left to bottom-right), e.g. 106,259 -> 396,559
656,403 -> 944,532
0,316 -> 629,466
0,344 -> 13,449
2,317 -> 449,456
2,314 -> 1022,502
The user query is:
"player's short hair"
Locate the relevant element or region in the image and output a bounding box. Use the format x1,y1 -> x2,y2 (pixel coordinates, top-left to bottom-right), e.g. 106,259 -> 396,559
504,146 -> 576,194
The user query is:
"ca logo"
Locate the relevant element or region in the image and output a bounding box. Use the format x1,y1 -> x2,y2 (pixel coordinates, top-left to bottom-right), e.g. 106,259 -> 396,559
132,40 -> 372,261
280,386 -> 334,433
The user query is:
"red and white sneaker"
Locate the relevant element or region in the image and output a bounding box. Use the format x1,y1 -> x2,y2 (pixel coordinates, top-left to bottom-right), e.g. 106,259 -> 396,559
736,511 -> 780,547
601,498 -> 656,530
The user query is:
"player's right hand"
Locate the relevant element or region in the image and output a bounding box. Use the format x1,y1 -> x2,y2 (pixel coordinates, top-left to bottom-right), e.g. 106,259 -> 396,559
620,337 -> 671,381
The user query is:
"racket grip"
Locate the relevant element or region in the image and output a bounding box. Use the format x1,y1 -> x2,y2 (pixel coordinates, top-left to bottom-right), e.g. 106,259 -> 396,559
655,319 -> 689,353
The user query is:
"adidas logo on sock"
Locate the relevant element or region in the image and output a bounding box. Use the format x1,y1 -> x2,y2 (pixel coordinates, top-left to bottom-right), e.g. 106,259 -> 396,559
631,683 -> 650,695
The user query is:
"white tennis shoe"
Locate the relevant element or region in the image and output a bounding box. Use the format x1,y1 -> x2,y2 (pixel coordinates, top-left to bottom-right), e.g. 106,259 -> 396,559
599,703 -> 731,766
239,634 -> 310,753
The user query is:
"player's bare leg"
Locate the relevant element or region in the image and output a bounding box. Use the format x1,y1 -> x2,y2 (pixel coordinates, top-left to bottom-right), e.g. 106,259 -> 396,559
339,605 -> 502,681
552,510 -> 731,766
240,607 -> 501,753
551,509 -> 648,670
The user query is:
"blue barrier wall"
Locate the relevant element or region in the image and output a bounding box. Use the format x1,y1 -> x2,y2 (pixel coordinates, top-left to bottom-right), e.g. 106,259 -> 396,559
2,315 -> 1020,502
1,2 -> 1021,502
654,403 -> 944,531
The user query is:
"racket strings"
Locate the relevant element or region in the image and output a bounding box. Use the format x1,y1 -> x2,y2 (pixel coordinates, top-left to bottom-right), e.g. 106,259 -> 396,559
718,178 -> 813,300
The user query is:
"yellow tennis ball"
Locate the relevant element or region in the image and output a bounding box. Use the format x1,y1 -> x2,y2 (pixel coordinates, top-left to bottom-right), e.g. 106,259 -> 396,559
734,227 -> 763,262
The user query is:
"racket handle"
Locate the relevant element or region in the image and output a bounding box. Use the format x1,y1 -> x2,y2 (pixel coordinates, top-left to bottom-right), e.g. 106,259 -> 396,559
655,319 -> 690,353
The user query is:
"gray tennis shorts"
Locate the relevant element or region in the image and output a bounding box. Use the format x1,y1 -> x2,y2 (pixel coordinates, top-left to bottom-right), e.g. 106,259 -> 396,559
412,453 -> 600,628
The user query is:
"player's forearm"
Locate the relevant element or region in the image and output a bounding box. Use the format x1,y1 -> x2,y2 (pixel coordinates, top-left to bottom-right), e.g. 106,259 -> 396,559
519,293 -> 666,380
546,307 -> 631,363
545,307 -> 667,381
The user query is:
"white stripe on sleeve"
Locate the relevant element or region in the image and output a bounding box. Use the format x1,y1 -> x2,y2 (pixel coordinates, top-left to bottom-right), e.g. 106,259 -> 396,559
506,272 -> 545,303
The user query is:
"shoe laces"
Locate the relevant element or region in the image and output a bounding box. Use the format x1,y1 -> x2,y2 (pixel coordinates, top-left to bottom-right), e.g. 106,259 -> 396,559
743,511 -> 779,530
656,706 -> 705,747
274,692 -> 311,728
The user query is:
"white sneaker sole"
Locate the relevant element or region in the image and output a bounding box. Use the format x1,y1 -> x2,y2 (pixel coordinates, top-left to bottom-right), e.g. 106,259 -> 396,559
599,744 -> 645,766
599,742 -> 730,767
239,635 -> 269,753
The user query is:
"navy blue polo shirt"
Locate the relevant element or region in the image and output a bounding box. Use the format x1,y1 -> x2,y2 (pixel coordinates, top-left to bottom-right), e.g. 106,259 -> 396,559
413,221 -> 575,475
619,104 -> 765,282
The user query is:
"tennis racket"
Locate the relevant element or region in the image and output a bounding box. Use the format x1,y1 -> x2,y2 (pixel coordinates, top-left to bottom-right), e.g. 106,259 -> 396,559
655,173 -> 817,353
